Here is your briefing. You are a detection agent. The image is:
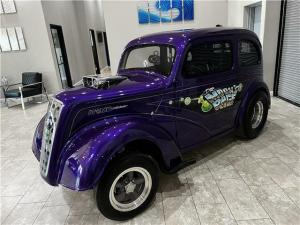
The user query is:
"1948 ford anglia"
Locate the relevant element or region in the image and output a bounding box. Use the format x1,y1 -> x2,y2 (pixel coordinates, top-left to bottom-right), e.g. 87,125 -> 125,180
32,27 -> 270,220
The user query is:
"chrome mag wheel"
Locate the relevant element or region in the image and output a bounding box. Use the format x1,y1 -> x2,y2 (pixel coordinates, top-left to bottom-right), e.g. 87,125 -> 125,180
109,167 -> 152,212
251,100 -> 264,129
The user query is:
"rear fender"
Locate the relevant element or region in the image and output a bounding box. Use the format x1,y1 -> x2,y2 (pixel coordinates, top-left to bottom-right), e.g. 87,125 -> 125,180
236,81 -> 270,128
58,117 -> 181,191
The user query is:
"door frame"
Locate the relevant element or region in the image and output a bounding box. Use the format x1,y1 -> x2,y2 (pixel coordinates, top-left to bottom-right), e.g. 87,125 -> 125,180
103,31 -> 110,66
273,0 -> 286,97
89,29 -> 101,74
50,24 -> 73,88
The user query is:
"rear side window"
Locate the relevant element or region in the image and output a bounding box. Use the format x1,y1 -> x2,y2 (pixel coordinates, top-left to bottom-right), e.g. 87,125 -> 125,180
183,41 -> 232,78
239,40 -> 261,67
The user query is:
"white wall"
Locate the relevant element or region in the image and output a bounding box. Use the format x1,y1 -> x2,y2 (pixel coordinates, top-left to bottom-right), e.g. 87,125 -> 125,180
227,0 -> 266,42
102,0 -> 228,74
75,0 -> 108,69
227,0 -> 281,90
42,0 -> 91,85
262,0 -> 281,91
0,0 -> 60,93
41,0 -> 107,85
1,0 -> 281,93
1,0 -> 107,96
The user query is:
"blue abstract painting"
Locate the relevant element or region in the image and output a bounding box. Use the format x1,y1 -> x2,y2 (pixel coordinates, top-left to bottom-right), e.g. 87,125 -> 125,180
137,1 -> 149,24
183,0 -> 194,20
149,0 -> 160,23
160,0 -> 172,23
137,0 -> 193,24
171,0 -> 183,22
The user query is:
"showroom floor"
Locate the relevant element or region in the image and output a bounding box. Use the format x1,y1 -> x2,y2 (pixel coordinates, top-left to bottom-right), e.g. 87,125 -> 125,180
0,97 -> 299,225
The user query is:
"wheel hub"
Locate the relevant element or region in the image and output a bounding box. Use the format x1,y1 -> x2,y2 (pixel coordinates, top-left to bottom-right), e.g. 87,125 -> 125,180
109,167 -> 152,212
125,181 -> 136,194
251,100 -> 264,129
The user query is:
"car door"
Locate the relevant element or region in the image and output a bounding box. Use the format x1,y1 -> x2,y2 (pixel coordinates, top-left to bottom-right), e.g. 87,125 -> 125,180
175,36 -> 245,150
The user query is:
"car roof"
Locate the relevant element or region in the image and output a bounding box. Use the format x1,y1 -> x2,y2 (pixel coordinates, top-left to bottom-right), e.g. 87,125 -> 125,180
126,27 -> 259,48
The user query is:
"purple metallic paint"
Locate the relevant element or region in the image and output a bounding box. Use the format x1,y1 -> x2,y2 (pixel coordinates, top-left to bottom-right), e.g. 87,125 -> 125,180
59,117 -> 180,190
32,28 -> 270,190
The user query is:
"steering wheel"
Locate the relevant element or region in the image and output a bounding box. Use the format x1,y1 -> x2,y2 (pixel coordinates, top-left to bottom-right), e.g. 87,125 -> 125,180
148,50 -> 160,65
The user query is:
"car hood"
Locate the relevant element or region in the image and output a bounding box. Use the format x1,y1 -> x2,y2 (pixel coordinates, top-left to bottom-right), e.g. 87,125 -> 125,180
55,73 -> 167,105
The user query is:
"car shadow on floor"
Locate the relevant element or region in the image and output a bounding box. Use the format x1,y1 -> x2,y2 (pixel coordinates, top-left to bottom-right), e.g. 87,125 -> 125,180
157,119 -> 288,197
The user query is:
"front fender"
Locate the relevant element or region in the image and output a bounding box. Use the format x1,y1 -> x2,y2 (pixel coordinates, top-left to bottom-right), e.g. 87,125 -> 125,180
32,115 -> 46,161
58,116 -> 180,190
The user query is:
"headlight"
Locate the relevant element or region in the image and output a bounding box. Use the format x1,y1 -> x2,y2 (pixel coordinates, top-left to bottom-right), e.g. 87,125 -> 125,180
40,98 -> 63,176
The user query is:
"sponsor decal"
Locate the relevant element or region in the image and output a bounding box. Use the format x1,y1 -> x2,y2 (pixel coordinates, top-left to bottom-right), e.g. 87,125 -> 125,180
198,83 -> 243,112
176,83 -> 243,112
88,105 -> 128,116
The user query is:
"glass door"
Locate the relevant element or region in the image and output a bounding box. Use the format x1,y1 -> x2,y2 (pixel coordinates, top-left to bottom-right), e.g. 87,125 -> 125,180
50,24 -> 72,89
89,29 -> 101,74
103,31 -> 110,66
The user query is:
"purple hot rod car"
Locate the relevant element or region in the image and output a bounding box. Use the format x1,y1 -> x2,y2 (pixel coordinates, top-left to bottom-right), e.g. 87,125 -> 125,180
33,28 -> 270,220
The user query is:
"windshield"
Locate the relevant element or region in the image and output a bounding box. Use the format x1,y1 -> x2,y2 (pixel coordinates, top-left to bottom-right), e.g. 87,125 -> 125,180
120,45 -> 176,77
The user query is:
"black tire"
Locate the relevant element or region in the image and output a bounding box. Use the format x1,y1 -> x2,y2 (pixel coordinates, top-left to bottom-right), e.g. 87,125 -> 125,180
241,91 -> 269,139
96,153 -> 159,221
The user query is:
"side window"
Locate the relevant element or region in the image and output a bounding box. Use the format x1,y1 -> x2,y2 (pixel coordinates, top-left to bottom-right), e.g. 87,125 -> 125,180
183,41 -> 232,78
239,40 -> 261,67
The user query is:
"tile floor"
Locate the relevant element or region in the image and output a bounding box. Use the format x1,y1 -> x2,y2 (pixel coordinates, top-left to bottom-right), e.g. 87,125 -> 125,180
0,97 -> 299,225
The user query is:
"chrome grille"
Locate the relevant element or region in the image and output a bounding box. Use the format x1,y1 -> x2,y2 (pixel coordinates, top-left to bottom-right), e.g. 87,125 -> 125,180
40,98 -> 63,176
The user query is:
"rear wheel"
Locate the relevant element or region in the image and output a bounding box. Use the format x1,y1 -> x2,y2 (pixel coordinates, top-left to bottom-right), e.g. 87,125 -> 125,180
96,153 -> 159,221
242,91 -> 269,139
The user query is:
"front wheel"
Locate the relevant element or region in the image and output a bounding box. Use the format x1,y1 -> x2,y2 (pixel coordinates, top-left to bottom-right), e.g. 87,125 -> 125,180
242,91 -> 269,139
96,153 -> 159,221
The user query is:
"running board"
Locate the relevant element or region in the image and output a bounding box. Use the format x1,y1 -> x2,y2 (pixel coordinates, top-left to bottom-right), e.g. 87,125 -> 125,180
165,159 -> 196,174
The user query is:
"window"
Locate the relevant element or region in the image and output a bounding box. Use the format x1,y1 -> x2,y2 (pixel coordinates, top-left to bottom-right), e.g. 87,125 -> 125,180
120,45 -> 176,77
239,40 -> 261,67
182,41 -> 232,78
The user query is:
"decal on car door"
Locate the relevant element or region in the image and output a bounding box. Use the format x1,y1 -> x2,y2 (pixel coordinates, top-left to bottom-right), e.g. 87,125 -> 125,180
177,83 -> 243,113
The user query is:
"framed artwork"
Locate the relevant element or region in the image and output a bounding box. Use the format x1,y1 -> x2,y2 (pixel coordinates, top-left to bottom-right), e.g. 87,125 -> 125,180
0,28 -> 11,52
137,0 -> 193,24
6,27 -> 19,50
15,27 -> 26,50
160,0 -> 171,23
0,0 -> 16,14
0,27 -> 26,53
137,1 -> 149,24
171,0 -> 183,22
183,0 -> 194,20
0,1 -> 3,14
148,0 -> 160,23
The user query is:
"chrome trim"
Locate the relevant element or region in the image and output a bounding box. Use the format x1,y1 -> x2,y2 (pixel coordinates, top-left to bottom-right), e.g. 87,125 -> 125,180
251,101 -> 264,129
40,98 -> 63,176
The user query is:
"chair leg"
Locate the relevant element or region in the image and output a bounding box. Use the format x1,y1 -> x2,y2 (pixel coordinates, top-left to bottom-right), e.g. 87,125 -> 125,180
7,98 -> 10,108
43,85 -> 49,102
19,87 -> 25,110
21,96 -> 25,110
3,97 -> 8,107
